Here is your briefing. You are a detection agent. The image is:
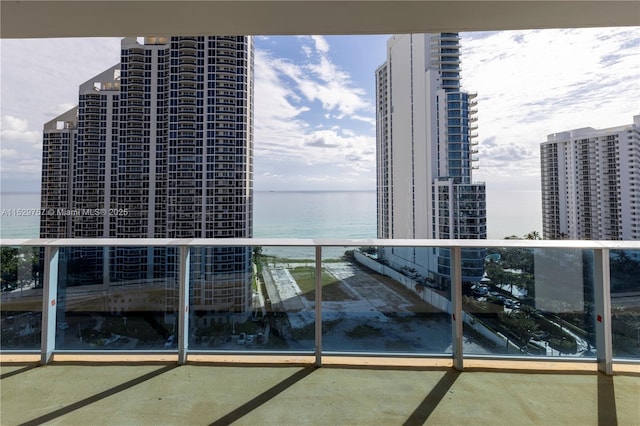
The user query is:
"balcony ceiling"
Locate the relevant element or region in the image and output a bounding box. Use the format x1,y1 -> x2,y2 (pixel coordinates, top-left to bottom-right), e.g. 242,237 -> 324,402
1,0 -> 639,38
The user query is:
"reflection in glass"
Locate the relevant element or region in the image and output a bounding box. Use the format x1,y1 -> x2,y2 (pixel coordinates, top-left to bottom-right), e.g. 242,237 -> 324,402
322,246 -> 452,354
189,245 -> 253,349
610,249 -> 640,359
55,246 -> 178,350
0,246 -> 43,350
189,245 -> 315,352
3,241 -> 636,363
464,247 -> 596,358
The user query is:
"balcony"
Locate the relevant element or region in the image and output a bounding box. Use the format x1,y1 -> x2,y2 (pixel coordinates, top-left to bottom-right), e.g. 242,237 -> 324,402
1,358 -> 637,425
0,238 -> 638,425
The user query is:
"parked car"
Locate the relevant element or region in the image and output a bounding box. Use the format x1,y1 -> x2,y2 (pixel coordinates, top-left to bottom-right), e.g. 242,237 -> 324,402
164,335 -> 176,348
237,332 -> 246,345
473,285 -> 489,297
504,299 -> 520,309
246,334 -> 255,345
104,334 -> 120,345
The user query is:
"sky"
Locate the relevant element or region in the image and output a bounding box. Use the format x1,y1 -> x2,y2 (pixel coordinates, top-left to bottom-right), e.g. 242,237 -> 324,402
1,28 -> 639,235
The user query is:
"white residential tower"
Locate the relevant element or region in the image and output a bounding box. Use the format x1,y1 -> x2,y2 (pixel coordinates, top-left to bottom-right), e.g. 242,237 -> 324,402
376,33 -> 487,287
541,115 -> 640,240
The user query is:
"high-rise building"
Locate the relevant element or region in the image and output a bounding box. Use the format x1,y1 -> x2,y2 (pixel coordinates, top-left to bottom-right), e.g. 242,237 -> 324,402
375,33 -> 486,287
40,36 -> 254,318
541,115 -> 640,240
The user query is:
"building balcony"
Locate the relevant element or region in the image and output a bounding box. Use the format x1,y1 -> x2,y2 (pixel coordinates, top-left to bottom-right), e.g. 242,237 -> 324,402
178,66 -> 197,75
178,50 -> 197,58
178,99 -> 196,106
125,67 -> 145,77
179,58 -> 197,66
176,123 -> 196,131
177,41 -> 197,49
214,51 -> 237,58
441,82 -> 460,89
127,82 -> 144,91
179,78 -> 198,88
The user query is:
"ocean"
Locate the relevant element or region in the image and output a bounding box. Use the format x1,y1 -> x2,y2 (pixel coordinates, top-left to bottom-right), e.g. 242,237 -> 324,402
0,189 -> 541,241
0,191 -> 377,240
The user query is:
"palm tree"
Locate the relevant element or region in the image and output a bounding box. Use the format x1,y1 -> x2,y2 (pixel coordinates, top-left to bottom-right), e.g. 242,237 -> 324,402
524,230 -> 541,240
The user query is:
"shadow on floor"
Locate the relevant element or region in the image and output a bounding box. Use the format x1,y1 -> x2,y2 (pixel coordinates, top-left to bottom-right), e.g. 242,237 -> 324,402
18,364 -> 178,426
209,367 -> 317,425
0,363 -> 39,380
403,369 -> 461,426
598,372 -> 617,426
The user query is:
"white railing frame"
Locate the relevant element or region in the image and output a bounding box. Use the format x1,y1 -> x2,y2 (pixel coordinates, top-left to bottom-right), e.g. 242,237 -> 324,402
2,238 -> 639,373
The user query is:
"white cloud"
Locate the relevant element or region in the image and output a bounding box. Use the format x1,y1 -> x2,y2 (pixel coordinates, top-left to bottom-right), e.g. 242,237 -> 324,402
0,115 -> 44,190
462,28 -> 640,190
1,30 -> 637,195
0,148 -> 19,158
2,116 -> 30,133
311,35 -> 330,54
254,37 -> 375,190
0,115 -> 42,150
280,36 -> 372,118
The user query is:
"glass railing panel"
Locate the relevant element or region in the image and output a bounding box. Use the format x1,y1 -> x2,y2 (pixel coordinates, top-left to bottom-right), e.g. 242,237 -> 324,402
189,245 -> 315,352
55,246 -> 179,350
259,245 -> 316,352
610,249 -> 640,359
260,246 -> 315,352
0,246 -> 43,350
464,247 -> 596,358
321,246 -> 452,354
188,245 -> 255,350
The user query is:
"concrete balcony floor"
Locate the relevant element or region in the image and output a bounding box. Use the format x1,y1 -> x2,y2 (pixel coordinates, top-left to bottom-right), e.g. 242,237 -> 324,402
2,357 -> 639,426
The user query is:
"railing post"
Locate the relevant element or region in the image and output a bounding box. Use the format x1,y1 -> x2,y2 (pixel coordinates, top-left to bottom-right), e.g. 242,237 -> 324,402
593,248 -> 612,375
451,246 -> 463,371
41,246 -> 59,365
315,245 -> 322,367
178,246 -> 190,365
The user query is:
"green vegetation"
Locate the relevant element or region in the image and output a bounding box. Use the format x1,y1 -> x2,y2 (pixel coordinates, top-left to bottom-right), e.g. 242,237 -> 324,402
1,247 -> 40,291
498,310 -> 539,345
485,241 -> 535,295
252,246 -> 264,274
359,247 -> 377,256
610,250 -> 640,293
1,247 -> 19,285
289,266 -> 355,302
